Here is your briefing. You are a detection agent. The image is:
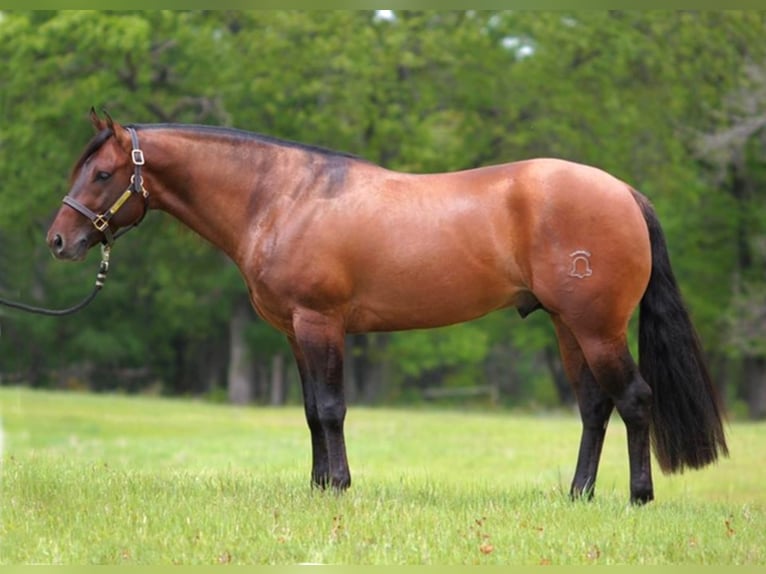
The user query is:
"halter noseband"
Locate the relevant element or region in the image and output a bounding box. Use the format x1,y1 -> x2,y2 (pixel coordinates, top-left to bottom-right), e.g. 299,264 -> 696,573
62,127 -> 149,246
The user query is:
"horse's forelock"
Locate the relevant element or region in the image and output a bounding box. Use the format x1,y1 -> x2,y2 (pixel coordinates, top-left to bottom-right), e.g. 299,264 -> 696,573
70,128 -> 114,181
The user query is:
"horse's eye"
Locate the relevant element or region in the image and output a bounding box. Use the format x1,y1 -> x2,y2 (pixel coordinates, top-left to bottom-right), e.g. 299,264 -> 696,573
95,171 -> 112,182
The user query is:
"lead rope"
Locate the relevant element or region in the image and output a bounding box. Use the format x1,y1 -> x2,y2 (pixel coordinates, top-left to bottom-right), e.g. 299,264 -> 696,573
0,244 -> 111,316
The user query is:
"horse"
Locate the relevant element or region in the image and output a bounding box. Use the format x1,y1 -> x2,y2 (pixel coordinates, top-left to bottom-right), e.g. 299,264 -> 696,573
46,110 -> 728,504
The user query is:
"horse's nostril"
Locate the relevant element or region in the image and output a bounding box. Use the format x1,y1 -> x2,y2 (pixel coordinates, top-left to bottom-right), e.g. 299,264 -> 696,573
52,234 -> 64,252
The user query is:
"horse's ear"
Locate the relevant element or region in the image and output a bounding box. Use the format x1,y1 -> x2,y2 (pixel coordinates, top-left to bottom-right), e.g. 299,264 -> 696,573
103,109 -> 115,131
111,120 -> 133,153
91,108 -> 129,149
89,107 -> 107,132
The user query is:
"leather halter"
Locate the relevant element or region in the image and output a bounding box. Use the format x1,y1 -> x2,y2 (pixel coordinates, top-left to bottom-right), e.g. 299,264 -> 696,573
62,127 -> 149,246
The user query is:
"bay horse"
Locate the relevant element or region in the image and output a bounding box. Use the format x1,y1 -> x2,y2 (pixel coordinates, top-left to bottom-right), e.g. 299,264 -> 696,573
46,110 -> 728,504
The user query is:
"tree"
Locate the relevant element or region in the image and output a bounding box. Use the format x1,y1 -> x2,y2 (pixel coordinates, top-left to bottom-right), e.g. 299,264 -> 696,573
695,56 -> 766,418
2,11 -> 765,417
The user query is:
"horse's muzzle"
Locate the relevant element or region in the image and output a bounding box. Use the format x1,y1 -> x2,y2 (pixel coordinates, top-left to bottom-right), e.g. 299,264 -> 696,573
47,230 -> 89,261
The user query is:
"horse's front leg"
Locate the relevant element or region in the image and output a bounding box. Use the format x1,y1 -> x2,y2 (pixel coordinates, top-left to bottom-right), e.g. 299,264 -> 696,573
290,310 -> 350,490
288,336 -> 330,487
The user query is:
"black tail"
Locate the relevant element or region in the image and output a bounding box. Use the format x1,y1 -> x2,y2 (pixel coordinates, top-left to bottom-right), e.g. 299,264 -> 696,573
632,190 -> 729,474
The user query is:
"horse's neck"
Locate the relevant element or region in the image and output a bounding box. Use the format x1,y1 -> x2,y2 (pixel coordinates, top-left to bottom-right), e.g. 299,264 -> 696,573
146,132 -> 294,264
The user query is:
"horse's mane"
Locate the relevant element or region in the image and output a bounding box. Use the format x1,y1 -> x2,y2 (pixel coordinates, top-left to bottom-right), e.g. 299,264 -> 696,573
127,123 -> 367,163
70,123 -> 368,184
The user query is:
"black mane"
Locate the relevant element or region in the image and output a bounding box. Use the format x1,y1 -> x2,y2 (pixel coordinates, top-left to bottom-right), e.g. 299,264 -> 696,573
126,123 -> 366,162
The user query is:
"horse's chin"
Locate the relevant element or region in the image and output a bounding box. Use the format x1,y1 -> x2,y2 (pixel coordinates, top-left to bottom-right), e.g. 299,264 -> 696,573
67,249 -> 89,262
50,246 -> 89,262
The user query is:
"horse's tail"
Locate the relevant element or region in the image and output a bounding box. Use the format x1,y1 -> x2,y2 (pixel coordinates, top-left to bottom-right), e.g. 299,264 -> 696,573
632,189 -> 729,474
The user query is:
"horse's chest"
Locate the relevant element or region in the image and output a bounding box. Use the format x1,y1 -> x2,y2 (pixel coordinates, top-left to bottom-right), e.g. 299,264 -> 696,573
245,283 -> 294,334
242,258 -> 347,335
237,253 -> 296,333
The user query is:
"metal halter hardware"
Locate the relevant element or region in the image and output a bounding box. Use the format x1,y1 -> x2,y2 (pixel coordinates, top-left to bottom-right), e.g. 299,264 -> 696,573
0,127 -> 144,316
61,127 -> 149,246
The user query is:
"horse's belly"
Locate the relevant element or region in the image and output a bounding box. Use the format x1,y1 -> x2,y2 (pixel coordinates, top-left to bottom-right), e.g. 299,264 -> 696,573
342,217 -> 526,332
346,271 -> 522,333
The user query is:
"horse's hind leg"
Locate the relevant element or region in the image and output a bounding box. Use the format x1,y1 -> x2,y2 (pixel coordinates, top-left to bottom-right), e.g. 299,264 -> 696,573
575,333 -> 654,504
552,316 -> 614,500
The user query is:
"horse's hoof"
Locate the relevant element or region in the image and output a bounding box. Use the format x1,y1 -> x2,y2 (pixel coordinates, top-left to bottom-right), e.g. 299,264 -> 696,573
630,489 -> 654,505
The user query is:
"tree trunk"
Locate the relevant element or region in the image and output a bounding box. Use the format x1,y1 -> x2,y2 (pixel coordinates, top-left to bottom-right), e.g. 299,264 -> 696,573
344,333 -> 388,404
743,356 -> 766,419
544,344 -> 575,406
269,352 -> 286,405
227,298 -> 254,405
344,334 -> 363,403
199,338 -> 227,395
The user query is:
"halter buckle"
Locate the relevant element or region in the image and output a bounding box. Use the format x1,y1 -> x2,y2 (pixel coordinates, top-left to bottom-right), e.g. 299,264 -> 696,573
131,148 -> 145,166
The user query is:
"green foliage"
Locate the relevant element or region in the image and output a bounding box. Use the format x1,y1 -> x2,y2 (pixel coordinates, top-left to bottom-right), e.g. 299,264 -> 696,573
1,11 -> 765,407
388,324 -> 489,379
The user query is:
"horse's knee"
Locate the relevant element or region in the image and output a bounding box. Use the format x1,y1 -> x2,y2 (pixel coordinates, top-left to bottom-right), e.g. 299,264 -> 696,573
317,392 -> 347,431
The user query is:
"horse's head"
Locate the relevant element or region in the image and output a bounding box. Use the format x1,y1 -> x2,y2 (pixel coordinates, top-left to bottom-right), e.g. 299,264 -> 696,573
47,109 -> 149,260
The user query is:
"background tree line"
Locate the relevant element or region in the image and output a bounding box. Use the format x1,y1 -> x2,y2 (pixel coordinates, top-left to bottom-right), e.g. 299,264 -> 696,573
1,11 -> 765,418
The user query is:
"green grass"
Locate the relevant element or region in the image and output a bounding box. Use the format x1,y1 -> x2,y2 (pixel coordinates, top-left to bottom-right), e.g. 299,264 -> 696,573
1,386 -> 764,565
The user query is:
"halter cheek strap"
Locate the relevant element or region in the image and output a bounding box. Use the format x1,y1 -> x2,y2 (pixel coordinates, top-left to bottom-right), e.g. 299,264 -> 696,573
62,127 -> 149,246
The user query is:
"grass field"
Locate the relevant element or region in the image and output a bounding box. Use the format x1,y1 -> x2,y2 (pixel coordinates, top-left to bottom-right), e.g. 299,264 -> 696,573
1,386 -> 764,565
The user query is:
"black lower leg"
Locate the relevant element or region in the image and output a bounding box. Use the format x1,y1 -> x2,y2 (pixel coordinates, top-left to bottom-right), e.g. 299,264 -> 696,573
615,376 -> 654,504
306,400 -> 331,488
316,380 -> 351,489
580,343 -> 654,504
290,337 -> 330,488
571,368 -> 614,500
300,336 -> 351,490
